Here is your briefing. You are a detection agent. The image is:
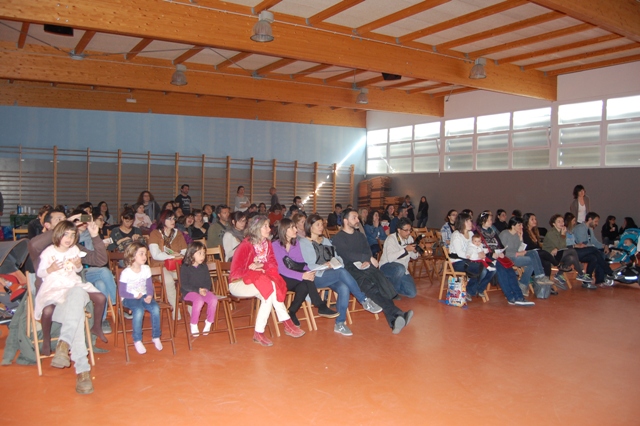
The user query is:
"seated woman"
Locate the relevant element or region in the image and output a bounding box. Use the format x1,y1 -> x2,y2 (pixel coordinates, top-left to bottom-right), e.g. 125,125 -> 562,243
189,209 -> 209,241
292,213 -> 306,239
229,216 -> 304,346
364,210 -> 388,257
476,211 -> 534,305
601,215 -> 619,245
522,212 -> 567,288
222,211 -> 246,261
148,209 -> 187,315
499,217 -> 555,290
108,208 -> 144,253
440,209 -> 457,248
299,214 -> 382,337
449,212 -> 495,300
619,217 -> 638,235
136,190 -> 161,223
542,214 -> 591,286
272,218 -> 338,326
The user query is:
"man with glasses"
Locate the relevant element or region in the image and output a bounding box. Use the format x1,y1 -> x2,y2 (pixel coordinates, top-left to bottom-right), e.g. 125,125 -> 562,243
379,217 -> 419,298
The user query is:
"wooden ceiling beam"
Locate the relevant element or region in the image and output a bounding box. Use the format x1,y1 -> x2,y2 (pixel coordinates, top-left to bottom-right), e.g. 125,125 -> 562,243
291,64 -> 332,79
324,69 -> 367,83
355,0 -> 450,36
173,46 -> 204,65
357,76 -> 385,87
17,22 -> 29,49
399,0 -> 528,44
254,58 -> 296,75
252,0 -> 282,15
0,0 -> 556,100
546,53 -> 640,76
470,23 -> 593,58
431,87 -> 476,97
436,11 -> 563,51
73,30 -> 96,55
383,79 -> 423,89
406,83 -> 450,94
0,80 -> 365,127
215,52 -> 252,71
498,34 -> 622,63
306,0 -> 364,26
524,42 -> 639,70
0,44 -> 443,116
125,38 -> 153,61
529,0 -> 640,43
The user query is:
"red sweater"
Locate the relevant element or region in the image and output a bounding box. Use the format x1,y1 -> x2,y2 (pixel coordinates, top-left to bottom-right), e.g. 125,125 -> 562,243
229,239 -> 287,302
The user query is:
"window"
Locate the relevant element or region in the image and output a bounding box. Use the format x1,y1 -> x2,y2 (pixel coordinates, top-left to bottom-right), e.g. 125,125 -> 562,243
607,95 -> 640,120
445,118 -> 474,136
389,126 -> 412,142
558,100 -> 603,124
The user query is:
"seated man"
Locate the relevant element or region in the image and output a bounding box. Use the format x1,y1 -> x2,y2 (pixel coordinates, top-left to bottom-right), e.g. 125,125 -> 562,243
389,206 -> 408,234
206,204 -> 230,249
331,208 -> 413,334
379,217 -> 419,298
327,203 -> 343,229
573,212 -> 614,287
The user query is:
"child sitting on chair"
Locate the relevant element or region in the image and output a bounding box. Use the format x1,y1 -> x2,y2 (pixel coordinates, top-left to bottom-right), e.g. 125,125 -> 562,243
179,241 -> 218,336
118,241 -> 163,354
133,203 -> 153,230
466,233 -> 496,271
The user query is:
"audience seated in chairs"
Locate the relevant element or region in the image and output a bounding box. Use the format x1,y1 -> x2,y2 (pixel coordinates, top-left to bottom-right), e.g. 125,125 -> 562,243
379,217 -> 418,298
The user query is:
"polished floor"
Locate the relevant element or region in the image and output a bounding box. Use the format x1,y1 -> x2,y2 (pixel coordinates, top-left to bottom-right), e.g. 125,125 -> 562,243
4,277 -> 640,426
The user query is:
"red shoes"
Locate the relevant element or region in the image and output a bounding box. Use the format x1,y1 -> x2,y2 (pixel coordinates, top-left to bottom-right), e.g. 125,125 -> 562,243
253,331 -> 273,347
283,319 -> 305,338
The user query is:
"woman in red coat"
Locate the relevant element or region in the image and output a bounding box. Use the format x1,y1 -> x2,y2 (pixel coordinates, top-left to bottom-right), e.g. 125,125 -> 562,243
229,215 -> 305,346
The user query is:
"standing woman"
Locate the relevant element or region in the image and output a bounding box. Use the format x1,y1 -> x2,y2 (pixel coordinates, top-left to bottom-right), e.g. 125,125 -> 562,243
417,196 -> 429,228
570,184 -> 590,223
364,210 -> 388,257
222,211 -> 246,261
136,191 -> 161,223
272,218 -> 338,326
148,209 -> 187,315
234,185 -> 250,212
229,216 -> 305,346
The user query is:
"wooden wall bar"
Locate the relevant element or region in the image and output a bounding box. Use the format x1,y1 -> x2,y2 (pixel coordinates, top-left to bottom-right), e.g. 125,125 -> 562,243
0,145 -> 354,219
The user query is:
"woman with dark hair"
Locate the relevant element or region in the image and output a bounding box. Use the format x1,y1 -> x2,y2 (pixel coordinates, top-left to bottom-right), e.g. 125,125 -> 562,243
161,201 -> 174,212
381,204 -> 395,223
299,214 -> 382,336
136,191 -> 161,223
522,212 -> 564,287
364,210 -> 388,257
96,201 -> 115,228
440,209 -> 458,248
601,215 -> 619,245
476,211 -> 534,305
449,212 -> 495,301
148,209 -> 187,315
619,217 -> 637,235
222,211 -> 246,261
542,214 -> 591,285
570,184 -> 590,223
499,217 -> 554,291
189,209 -> 209,241
234,185 -> 250,212
416,196 -> 429,228
229,216 -> 305,346
108,208 -> 144,253
272,218 -> 338,326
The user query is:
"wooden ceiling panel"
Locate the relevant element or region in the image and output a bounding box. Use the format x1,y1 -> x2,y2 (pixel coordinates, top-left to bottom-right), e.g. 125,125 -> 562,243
351,0 -> 451,35
270,60 -> 322,76
537,46 -> 640,72
515,38 -> 633,67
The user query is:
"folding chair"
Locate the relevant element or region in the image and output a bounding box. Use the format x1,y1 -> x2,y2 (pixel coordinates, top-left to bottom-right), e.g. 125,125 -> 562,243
439,248 -> 488,302
114,266 -> 176,362
270,290 -> 315,334
25,272 -> 95,376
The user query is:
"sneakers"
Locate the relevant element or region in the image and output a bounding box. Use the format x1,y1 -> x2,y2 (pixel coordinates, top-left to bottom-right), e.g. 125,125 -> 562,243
152,337 -> 163,351
487,266 -> 496,271
477,291 -> 487,299
392,315 -> 406,334
535,275 -> 555,286
465,294 -> 473,302
317,304 -> 339,318
577,273 -> 592,283
51,340 -> 71,369
602,275 -> 616,287
102,319 -> 112,334
190,323 -> 200,337
203,320 -> 212,336
361,298 -> 383,314
253,331 -> 273,346
134,341 -> 147,354
514,299 -> 535,306
518,283 -> 529,297
582,282 -> 597,290
553,273 -> 568,290
283,319 -> 305,338
403,310 -> 414,326
334,322 -> 353,336
76,371 -> 94,395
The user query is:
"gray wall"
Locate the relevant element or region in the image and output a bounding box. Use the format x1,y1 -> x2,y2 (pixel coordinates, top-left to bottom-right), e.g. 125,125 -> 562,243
365,168 -> 640,233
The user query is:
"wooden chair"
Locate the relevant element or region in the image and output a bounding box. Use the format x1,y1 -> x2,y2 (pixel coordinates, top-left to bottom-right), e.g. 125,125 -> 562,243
313,287 -> 347,327
114,266 -> 176,362
206,246 -> 224,263
439,247 -> 489,302
25,272 -> 95,376
173,264 -> 234,349
348,295 -> 378,322
270,290 -> 315,334
326,228 -> 340,239
13,228 -> 29,241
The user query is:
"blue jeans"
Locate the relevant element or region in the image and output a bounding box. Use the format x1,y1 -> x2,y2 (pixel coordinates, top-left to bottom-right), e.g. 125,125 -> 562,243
495,263 -> 524,302
452,260 -> 494,296
380,262 -> 417,298
512,251 -> 545,285
122,298 -> 161,342
84,267 -> 117,320
315,268 -> 366,323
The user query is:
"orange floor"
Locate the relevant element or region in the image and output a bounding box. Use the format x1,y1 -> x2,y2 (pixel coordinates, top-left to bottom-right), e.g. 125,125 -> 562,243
4,277 -> 640,426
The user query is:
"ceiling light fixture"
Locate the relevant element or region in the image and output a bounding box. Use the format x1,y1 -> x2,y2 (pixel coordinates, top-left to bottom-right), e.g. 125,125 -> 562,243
356,88 -> 369,104
469,58 -> 487,79
251,11 -> 275,43
69,52 -> 85,61
171,64 -> 188,86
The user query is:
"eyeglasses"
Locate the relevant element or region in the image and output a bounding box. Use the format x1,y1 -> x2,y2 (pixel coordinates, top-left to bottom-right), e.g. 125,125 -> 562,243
400,227 -> 412,233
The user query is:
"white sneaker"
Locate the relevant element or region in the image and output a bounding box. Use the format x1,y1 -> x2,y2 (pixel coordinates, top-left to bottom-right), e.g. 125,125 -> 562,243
203,321 -> 213,336
361,298 -> 383,314
190,323 -> 200,336
134,341 -> 146,354
152,337 -> 163,351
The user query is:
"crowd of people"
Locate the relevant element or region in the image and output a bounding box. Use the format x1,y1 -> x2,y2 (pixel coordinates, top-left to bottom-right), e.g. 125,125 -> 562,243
4,184 -> 635,396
